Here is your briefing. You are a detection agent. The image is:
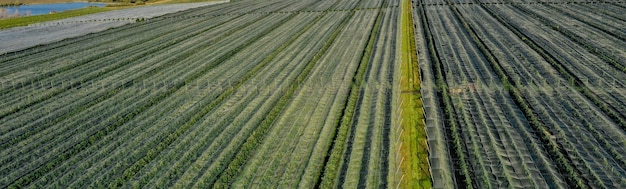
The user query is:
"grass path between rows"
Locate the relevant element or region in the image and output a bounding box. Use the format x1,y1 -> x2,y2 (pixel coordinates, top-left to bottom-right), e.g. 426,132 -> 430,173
398,0 -> 431,188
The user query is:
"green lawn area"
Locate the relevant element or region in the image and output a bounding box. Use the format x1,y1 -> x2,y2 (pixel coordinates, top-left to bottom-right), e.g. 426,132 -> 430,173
0,7 -> 110,29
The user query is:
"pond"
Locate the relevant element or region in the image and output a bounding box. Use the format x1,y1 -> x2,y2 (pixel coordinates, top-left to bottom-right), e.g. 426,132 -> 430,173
0,2 -> 106,16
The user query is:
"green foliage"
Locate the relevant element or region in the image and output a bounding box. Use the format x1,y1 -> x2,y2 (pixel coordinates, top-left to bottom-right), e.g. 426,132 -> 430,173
208,12 -> 329,188
0,7 -> 108,29
0,2 -> 24,6
417,2 -> 473,188
319,6 -> 382,188
0,1 -> 408,188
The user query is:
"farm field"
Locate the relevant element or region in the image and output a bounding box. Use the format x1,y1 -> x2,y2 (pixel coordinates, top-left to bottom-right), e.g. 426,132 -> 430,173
413,0 -> 626,188
0,0 -> 409,188
2,0 -> 626,188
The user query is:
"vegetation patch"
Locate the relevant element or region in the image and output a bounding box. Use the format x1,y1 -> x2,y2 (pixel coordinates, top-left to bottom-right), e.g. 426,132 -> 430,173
398,0 -> 431,188
0,7 -> 108,29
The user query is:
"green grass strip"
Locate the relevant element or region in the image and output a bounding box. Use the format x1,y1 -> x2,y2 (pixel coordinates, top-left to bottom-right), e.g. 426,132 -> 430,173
398,0 -> 431,188
0,7 -> 110,29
